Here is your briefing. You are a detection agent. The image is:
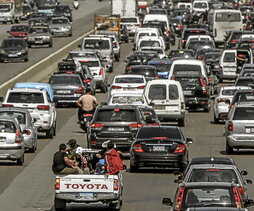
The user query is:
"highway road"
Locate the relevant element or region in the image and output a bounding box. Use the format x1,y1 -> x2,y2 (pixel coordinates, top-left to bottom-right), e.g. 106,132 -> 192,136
0,1 -> 254,211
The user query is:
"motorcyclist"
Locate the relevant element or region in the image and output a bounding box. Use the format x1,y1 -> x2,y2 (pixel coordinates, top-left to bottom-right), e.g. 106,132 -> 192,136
73,0 -> 79,10
76,87 -> 99,123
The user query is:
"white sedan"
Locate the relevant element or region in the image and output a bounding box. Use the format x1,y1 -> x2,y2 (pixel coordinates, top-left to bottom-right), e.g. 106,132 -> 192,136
108,74 -> 146,99
213,86 -> 250,123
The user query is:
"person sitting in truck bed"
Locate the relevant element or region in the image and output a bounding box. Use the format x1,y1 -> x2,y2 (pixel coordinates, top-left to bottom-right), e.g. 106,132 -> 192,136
52,143 -> 79,174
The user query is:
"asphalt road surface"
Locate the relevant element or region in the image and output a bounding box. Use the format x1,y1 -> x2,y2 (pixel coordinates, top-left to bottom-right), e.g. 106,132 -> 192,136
0,1 -> 254,211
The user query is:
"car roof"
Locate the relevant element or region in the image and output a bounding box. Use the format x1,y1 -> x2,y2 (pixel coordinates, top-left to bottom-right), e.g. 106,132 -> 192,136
98,105 -> 137,109
172,59 -> 204,64
188,157 -> 235,165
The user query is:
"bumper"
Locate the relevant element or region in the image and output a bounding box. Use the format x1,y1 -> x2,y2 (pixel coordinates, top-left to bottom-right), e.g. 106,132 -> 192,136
0,54 -> 27,62
220,71 -> 237,79
130,153 -> 186,169
0,145 -> 24,160
27,40 -> 51,46
227,134 -> 254,148
56,192 -> 119,203
54,95 -> 81,105
214,106 -> 229,119
51,30 -> 71,36
185,97 -> 209,107
32,114 -> 52,130
156,111 -> 185,120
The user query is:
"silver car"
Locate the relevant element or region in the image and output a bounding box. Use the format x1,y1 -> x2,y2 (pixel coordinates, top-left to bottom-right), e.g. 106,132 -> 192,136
0,108 -> 37,152
225,103 -> 254,154
0,117 -> 25,165
27,26 -> 53,48
49,17 -> 72,37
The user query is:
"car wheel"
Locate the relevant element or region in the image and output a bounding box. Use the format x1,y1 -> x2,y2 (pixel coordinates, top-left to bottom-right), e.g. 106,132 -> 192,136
24,55 -> 28,62
69,32 -> 72,37
54,197 -> 66,211
30,140 -> 37,153
101,84 -> 107,93
108,199 -> 122,210
46,127 -> 54,139
178,118 -> 185,127
53,121 -> 57,136
226,141 -> 233,154
49,42 -> 53,48
17,154 -> 24,166
214,113 -> 219,124
129,164 -> 139,173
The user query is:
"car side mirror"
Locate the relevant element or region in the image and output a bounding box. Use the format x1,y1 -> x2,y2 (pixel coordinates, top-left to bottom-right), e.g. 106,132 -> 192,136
245,199 -> 254,207
241,170 -> 248,176
162,198 -> 173,206
246,179 -> 253,184
32,118 -> 37,123
186,138 -> 193,144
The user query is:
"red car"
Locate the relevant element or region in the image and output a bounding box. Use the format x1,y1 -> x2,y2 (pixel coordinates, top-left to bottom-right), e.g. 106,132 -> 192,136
7,25 -> 30,40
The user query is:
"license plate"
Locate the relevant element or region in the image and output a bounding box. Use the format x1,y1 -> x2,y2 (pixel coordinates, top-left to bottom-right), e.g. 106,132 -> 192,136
183,90 -> 192,96
108,127 -> 124,132
8,54 -> 18,57
35,40 -> 43,44
153,146 -> 165,151
154,105 -> 166,110
246,128 -> 254,133
80,193 -> 93,199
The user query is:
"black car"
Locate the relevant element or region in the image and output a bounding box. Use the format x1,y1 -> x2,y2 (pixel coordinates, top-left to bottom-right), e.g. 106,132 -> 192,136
126,65 -> 158,81
87,105 -> 159,151
54,4 -> 72,22
0,38 -> 28,63
168,49 -> 194,59
174,71 -> 210,112
129,126 -> 192,172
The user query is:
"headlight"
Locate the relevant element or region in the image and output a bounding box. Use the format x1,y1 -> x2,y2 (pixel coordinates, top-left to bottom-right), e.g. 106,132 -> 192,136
17,52 -> 22,55
43,36 -> 50,40
21,49 -> 26,54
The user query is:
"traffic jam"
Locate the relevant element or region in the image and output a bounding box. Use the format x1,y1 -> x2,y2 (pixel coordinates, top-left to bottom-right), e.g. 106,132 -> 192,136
2,0 -> 254,210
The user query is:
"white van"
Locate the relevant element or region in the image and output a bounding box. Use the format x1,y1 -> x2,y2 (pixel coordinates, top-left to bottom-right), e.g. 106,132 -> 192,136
144,79 -> 185,126
136,36 -> 166,51
133,27 -> 161,46
143,14 -> 170,31
192,0 -> 209,14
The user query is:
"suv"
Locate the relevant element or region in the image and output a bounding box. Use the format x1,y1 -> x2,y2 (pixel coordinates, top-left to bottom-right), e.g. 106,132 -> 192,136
2,88 -> 56,139
0,38 -> 29,63
87,105 -> 159,150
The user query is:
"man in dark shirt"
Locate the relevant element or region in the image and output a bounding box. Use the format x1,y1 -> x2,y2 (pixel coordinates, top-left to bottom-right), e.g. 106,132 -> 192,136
52,143 -> 78,174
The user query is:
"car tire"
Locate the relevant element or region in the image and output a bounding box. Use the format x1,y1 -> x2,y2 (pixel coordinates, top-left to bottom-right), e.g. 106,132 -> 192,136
115,55 -> 120,62
24,55 -> 28,62
49,42 -> 53,48
101,84 -> 107,93
226,141 -> 233,154
17,154 -> 24,166
108,199 -> 122,210
69,32 -> 72,37
178,118 -> 185,127
54,197 -> 66,211
129,164 -> 139,173
30,140 -> 37,153
46,126 -> 54,139
214,113 -> 219,124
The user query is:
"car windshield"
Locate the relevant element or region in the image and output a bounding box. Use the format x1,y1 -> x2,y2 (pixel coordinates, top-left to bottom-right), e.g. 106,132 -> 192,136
111,96 -> 145,105
205,53 -> 221,61
51,18 -> 68,24
129,68 -> 156,77
95,109 -> 137,122
140,40 -> 161,48
0,121 -> 16,133
193,2 -> 207,8
215,13 -> 241,22
7,93 -> 44,103
121,18 -> 138,23
49,76 -> 81,85
0,112 -> 26,124
2,40 -> 24,48
152,64 -> 171,72
223,52 -> 236,62
79,60 -> 99,67
0,5 -> 11,12
233,107 -> 254,120
115,77 -> 144,83
84,39 -> 110,50
11,26 -> 29,32
222,89 -> 237,95
137,127 -> 182,139
183,187 -> 234,208
188,169 -> 238,183
173,64 -> 201,75
170,51 -> 194,58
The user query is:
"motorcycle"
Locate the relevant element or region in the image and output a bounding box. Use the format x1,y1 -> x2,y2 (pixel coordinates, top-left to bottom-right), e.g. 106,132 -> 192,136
73,0 -> 79,10
79,112 -> 93,132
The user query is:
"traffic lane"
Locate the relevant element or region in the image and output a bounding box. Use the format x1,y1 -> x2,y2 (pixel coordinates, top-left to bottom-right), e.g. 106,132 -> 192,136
0,1 -> 110,87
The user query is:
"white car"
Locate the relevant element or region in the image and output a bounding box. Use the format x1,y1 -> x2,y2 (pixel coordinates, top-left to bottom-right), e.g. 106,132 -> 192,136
120,16 -> 141,36
136,36 -> 166,51
108,93 -> 148,107
185,35 -> 213,49
109,74 -> 146,99
213,86 -> 250,123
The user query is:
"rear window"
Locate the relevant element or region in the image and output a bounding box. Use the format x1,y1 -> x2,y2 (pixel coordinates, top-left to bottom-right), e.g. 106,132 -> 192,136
215,12 -> 241,22
7,92 -> 44,103
148,84 -> 166,100
184,30 -> 207,40
140,40 -> 160,48
0,120 -> 16,133
83,39 -> 110,50
176,77 -> 200,88
233,107 -> 254,120
169,51 -> 194,58
169,85 -> 179,100
129,68 -> 156,77
49,76 -> 81,85
115,77 -> 144,83
79,60 -> 99,68
223,52 -> 236,63
121,18 -> 138,23
188,169 -> 238,183
95,109 -> 137,122
0,112 -> 26,124
150,64 -> 171,72
222,89 -> 237,95
137,127 -> 182,139
111,96 -> 144,105
173,64 -> 201,74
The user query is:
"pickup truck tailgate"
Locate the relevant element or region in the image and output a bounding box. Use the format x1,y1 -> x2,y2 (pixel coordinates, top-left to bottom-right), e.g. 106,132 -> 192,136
58,175 -> 115,193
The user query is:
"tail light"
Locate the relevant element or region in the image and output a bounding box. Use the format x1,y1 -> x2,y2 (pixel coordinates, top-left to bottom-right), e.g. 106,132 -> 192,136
15,129 -> 22,143
125,66 -> 131,71
199,78 -> 207,95
177,24 -> 182,30
2,104 -> 13,107
230,39 -> 237,43
99,68 -> 103,75
55,178 -> 60,190
84,113 -> 93,117
37,105 -> 50,110
66,71 -> 73,74
174,144 -> 186,153
132,143 -> 144,152
137,85 -> 145,89
24,129 -> 31,135
83,79 -> 91,83
174,186 -> 185,211
91,140 -> 97,144
228,121 -> 233,131
217,98 -> 228,103
114,179 -> 119,191
90,123 -> 104,128
75,87 -> 84,94
232,186 -> 241,208
197,56 -> 204,60
111,86 -> 122,89
215,28 -> 217,37
238,186 -> 245,196
181,40 -> 186,43
129,123 -> 143,129
135,24 -> 141,27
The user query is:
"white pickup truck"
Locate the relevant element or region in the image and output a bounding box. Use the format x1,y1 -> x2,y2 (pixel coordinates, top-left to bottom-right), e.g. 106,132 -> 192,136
54,149 -> 123,210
